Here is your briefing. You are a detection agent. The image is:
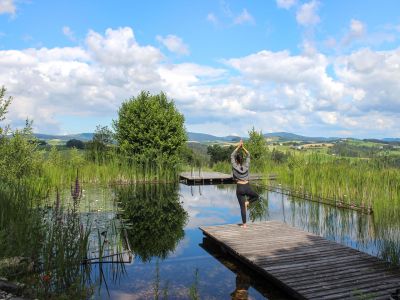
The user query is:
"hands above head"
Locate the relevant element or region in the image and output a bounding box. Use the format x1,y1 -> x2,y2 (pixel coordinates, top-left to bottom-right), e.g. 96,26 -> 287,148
236,139 -> 244,151
236,139 -> 248,154
240,139 -> 249,154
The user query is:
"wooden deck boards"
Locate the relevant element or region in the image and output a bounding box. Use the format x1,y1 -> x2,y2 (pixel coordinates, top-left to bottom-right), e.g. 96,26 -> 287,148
200,221 -> 400,300
180,171 -> 275,184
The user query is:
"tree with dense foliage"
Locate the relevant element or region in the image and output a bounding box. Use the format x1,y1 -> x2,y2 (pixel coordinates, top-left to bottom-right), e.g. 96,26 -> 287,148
245,127 -> 268,165
0,86 -> 11,137
86,125 -> 114,162
113,91 -> 187,162
0,87 -> 41,181
66,139 -> 85,149
93,125 -> 114,146
207,144 -> 235,164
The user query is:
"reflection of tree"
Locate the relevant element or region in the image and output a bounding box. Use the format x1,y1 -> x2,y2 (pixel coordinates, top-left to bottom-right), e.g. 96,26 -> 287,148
116,183 -> 188,262
248,193 -> 269,222
248,185 -> 269,222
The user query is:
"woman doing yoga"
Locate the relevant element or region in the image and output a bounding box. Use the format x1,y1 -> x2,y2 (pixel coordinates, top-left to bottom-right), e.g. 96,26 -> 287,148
231,139 -> 259,228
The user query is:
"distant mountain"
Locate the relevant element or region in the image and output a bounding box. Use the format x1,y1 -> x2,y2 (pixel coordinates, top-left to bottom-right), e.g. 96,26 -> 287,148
263,132 -> 338,142
34,131 -> 400,144
382,138 -> 400,142
187,132 -> 240,143
34,133 -> 93,141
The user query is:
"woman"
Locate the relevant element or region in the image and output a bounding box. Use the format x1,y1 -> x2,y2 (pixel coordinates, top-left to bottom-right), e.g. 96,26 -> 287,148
231,139 -> 259,228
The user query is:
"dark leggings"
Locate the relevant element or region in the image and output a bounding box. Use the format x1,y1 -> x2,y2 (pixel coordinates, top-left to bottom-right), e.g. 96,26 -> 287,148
236,183 -> 259,224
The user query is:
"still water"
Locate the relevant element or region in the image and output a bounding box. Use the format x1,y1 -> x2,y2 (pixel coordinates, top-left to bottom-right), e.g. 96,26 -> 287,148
78,183 -> 400,299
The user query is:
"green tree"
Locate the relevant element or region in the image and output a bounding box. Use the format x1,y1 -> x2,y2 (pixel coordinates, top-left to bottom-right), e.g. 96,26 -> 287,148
245,127 -> 268,164
92,125 -> 114,146
0,87 -> 42,181
207,144 -> 235,164
86,125 -> 114,162
66,139 -> 85,149
113,91 -> 187,162
0,86 -> 12,137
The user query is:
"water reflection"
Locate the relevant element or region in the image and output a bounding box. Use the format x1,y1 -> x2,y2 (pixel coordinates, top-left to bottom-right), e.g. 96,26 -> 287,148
116,183 -> 188,262
201,237 -> 292,300
79,183 -> 400,299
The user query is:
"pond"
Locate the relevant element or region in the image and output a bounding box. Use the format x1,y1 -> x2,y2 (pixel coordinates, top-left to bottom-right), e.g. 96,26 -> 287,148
77,182 -> 400,299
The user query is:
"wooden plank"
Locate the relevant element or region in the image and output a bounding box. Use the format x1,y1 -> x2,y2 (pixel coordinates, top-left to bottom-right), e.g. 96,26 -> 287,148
179,172 -> 275,184
298,273 -> 399,295
282,263 -> 392,284
200,221 -> 400,300
304,279 -> 400,299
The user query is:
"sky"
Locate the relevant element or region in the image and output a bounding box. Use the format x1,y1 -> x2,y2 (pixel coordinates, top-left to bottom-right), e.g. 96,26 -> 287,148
0,0 -> 400,138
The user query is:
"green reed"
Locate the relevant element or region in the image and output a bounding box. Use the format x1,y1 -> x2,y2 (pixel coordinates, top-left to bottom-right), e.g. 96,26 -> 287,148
263,152 -> 400,211
43,148 -> 181,187
0,180 -> 44,264
0,180 -> 93,299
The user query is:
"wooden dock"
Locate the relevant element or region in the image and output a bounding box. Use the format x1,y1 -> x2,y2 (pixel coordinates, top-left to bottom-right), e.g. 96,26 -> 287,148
200,221 -> 400,300
180,171 -> 276,185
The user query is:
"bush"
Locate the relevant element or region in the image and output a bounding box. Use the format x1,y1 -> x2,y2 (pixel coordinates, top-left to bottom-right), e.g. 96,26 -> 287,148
271,149 -> 288,164
207,144 -> 235,164
0,120 -> 42,181
66,139 -> 85,149
244,127 -> 268,170
86,125 -> 114,163
113,91 -> 187,163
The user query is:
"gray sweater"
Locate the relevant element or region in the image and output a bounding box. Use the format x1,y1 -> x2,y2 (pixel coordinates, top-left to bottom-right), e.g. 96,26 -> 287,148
231,148 -> 250,181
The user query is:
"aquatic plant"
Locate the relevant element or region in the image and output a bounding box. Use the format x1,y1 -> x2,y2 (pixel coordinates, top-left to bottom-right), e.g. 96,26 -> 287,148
71,169 -> 83,201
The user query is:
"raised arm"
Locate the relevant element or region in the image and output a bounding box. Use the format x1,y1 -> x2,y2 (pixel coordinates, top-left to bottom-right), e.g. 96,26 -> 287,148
242,144 -> 250,168
231,142 -> 241,165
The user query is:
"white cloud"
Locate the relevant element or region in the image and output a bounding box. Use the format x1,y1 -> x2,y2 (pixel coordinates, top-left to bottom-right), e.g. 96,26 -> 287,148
0,0 -> 15,15
62,26 -> 76,42
318,111 -> 338,125
350,19 -> 365,36
0,27 -> 164,132
276,0 -> 297,10
296,0 -> 320,26
207,7 -> 255,27
1,26 -> 400,138
233,9 -> 255,25
156,34 -> 190,56
335,47 -> 400,113
342,19 -> 366,46
206,13 -> 218,26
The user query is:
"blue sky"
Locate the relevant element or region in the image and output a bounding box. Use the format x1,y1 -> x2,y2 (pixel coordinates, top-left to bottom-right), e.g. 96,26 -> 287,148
0,0 -> 400,138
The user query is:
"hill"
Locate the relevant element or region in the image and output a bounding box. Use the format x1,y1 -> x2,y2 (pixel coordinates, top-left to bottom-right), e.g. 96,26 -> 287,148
34,133 -> 94,141
34,131 -> 399,144
263,132 -> 337,142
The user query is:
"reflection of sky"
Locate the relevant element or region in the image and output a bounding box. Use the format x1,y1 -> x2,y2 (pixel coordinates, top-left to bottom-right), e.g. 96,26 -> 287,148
180,184 -> 241,229
95,184 -> 268,299
91,183 -> 397,299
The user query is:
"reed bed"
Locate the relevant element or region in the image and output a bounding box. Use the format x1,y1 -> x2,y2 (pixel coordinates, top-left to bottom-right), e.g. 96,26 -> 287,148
43,149 -> 181,187
263,152 -> 400,212
0,180 -> 93,299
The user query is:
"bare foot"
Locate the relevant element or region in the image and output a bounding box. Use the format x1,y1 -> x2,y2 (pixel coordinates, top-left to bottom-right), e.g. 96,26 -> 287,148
239,223 -> 247,228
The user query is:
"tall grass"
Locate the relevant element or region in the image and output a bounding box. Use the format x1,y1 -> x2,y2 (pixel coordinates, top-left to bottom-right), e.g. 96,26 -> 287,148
0,180 -> 93,298
43,148 -> 181,187
256,152 -> 400,211
0,180 -> 44,263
